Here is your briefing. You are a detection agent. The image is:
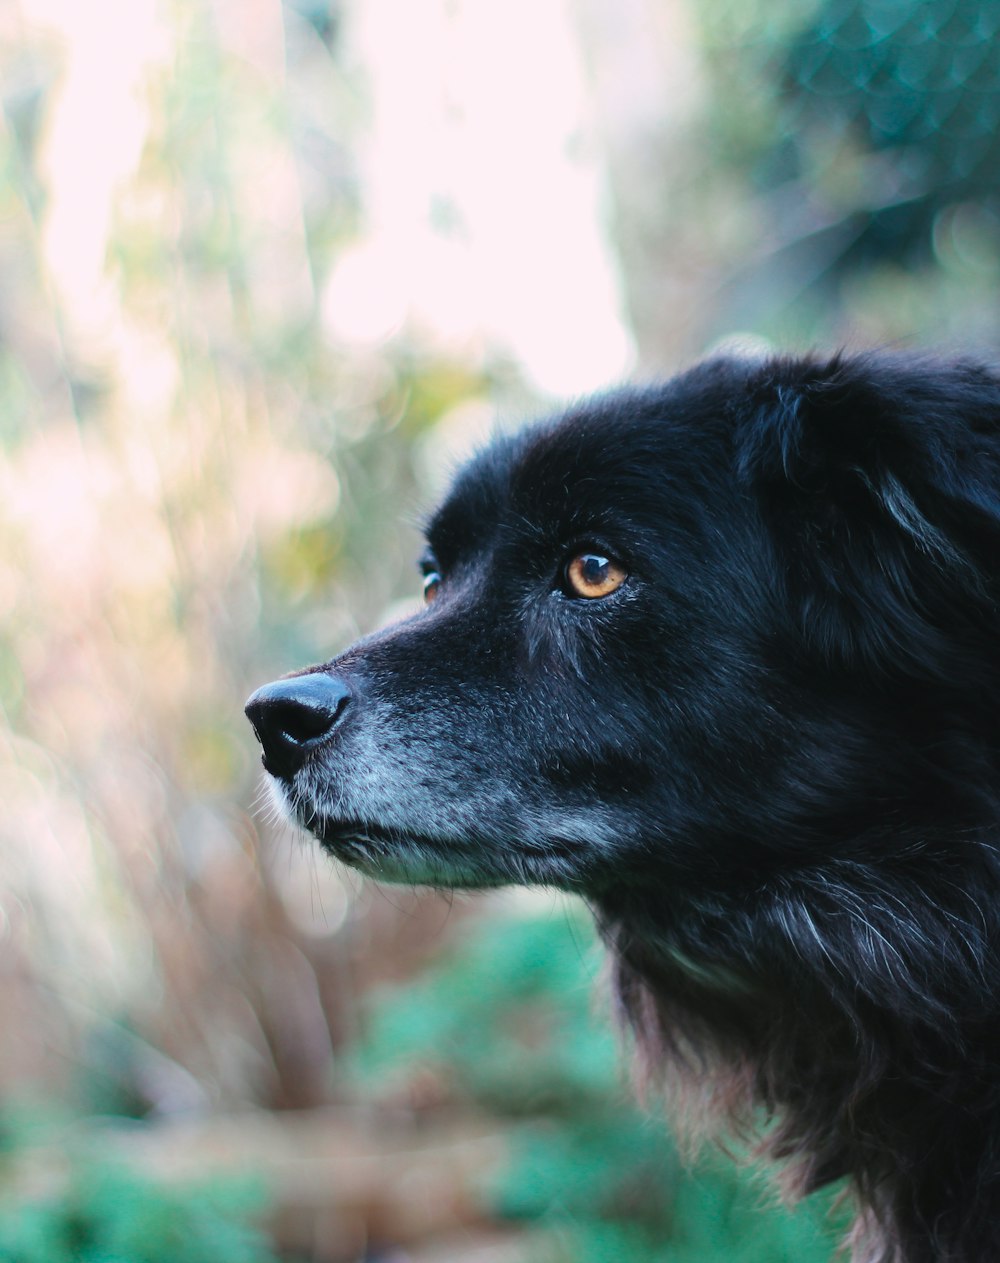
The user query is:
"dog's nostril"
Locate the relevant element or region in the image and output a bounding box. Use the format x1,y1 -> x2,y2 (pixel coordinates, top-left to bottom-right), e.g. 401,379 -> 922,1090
267,696 -> 339,744
244,673 -> 351,779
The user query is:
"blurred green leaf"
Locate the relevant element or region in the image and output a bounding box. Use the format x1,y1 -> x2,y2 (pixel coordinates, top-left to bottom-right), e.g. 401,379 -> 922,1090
0,1135 -> 276,1263
356,911 -> 846,1261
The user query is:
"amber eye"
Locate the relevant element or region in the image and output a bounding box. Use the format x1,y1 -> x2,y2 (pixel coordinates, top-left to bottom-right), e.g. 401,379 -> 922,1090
422,570 -> 442,603
563,553 -> 628,600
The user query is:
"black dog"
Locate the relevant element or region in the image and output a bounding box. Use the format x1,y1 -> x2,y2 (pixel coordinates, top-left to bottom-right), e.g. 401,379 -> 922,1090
246,353 -> 1000,1263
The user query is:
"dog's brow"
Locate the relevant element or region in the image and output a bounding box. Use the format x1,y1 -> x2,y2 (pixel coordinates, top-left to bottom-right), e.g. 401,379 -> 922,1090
426,492 -> 498,569
423,517 -> 456,569
424,435 -> 521,568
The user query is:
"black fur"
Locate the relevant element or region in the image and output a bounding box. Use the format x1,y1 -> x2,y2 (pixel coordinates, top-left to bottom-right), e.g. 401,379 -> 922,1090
247,353 -> 1000,1263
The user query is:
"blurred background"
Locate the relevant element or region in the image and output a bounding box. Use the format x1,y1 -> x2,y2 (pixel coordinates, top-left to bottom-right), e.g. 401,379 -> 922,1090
2,0 -> 999,1258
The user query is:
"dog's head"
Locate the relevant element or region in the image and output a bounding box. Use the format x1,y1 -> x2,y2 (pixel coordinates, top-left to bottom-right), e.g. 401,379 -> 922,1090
247,351 -> 1000,1260
246,353 -> 1000,903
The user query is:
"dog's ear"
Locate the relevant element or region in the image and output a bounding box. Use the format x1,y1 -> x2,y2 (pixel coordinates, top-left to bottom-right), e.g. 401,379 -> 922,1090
737,354 -> 1000,678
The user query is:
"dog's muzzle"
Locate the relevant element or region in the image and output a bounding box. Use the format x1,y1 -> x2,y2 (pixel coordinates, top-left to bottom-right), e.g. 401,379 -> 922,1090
245,672 -> 351,779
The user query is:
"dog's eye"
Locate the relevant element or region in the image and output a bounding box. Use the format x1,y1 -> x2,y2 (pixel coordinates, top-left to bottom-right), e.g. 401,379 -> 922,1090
422,570 -> 442,603
563,553 -> 627,600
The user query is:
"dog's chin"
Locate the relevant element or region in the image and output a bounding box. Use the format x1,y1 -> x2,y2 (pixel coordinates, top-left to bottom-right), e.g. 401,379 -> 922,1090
264,777 -> 591,890
264,779 -> 498,887
313,819 -> 501,889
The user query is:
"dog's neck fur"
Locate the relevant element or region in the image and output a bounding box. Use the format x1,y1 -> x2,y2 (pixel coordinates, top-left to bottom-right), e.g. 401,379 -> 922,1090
595,850 -> 1000,1263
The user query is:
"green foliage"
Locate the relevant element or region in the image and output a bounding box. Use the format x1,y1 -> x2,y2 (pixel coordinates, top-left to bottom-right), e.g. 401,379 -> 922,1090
0,1116 -> 276,1263
357,909 -> 617,1111
357,908 -> 847,1262
680,0 -> 1000,349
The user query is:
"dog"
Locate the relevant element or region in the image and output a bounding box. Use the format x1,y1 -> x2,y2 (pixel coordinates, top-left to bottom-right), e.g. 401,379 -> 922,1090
246,352 -> 1000,1263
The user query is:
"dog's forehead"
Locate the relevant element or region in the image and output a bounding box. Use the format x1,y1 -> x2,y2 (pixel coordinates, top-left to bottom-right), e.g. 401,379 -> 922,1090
427,407 -> 633,561
427,370 -> 743,563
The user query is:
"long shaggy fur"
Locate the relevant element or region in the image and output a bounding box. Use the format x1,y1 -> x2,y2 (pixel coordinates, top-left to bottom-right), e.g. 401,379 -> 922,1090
248,351 -> 1000,1263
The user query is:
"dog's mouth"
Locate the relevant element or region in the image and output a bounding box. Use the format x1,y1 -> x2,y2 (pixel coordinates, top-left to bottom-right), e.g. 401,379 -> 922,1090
291,802 -> 502,888
277,785 -> 593,890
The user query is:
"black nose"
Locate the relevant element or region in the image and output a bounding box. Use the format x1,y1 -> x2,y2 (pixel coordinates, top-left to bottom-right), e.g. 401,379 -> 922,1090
244,673 -> 352,779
